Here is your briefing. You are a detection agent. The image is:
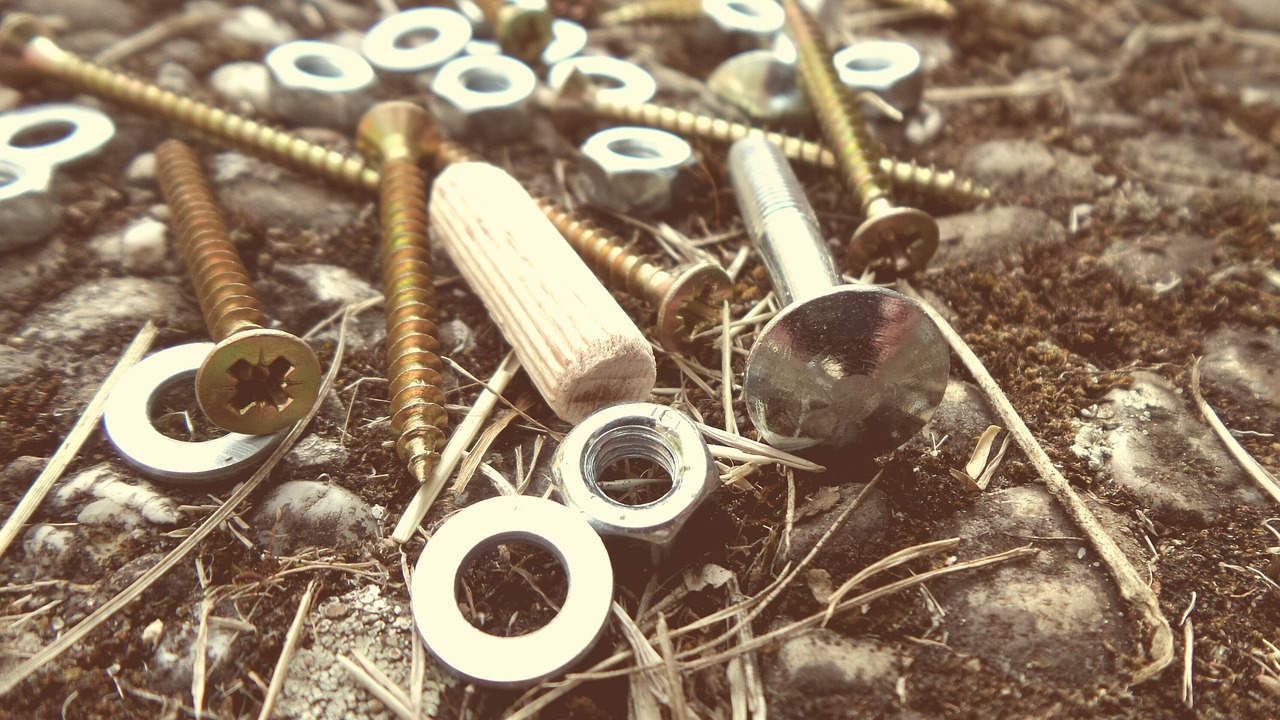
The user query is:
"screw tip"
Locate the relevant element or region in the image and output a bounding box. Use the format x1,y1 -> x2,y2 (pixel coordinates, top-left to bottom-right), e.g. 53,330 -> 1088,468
356,101 -> 439,162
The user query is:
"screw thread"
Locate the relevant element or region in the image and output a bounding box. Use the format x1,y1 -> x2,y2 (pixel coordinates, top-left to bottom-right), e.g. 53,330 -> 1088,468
537,199 -> 674,304
155,139 -> 266,341
379,156 -> 448,482
598,0 -> 701,26
780,0 -> 891,216
25,36 -> 379,193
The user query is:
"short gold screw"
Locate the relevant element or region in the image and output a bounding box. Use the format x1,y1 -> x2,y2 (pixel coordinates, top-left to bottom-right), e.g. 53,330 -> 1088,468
356,102 -> 449,484
154,140 -> 322,436
0,13 -> 380,193
780,0 -> 941,277
471,0 -> 554,66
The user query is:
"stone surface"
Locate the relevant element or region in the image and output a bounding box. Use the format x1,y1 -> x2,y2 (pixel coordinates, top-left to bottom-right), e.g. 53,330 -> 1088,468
213,153 -> 364,236
766,631 -> 903,718
1231,0 -> 1280,31
286,435 -> 351,470
1028,35 -> 1104,76
0,238 -> 67,310
1099,234 -> 1215,291
1082,371 -> 1266,525
963,139 -> 1114,195
23,0 -> 139,33
53,463 -> 182,528
219,5 -> 297,46
0,345 -> 44,385
19,277 -> 200,344
930,206 -> 1067,269
251,480 -> 378,555
1119,132 -> 1280,201
1199,328 -> 1280,429
209,62 -> 273,114
155,61 -> 199,95
917,379 -> 996,451
260,263 -> 382,351
90,217 -> 170,274
125,152 -> 157,185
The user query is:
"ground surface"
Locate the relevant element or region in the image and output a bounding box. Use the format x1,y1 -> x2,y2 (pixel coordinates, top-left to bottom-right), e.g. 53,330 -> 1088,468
1,0 -> 1279,718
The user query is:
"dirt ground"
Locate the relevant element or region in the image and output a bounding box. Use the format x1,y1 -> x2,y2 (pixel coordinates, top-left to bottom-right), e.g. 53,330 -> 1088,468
2,0 -> 1279,718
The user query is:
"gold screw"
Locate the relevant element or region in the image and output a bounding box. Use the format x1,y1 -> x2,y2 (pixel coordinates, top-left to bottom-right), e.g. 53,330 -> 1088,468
598,0 -> 700,26
470,0 -> 554,66
0,13 -> 380,193
356,102 -> 449,484
154,140 -> 322,436
780,0 -> 940,277
875,0 -> 957,21
550,71 -> 992,209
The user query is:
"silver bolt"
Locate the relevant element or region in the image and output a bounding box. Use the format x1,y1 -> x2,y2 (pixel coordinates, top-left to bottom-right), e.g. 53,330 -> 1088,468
728,135 -> 949,453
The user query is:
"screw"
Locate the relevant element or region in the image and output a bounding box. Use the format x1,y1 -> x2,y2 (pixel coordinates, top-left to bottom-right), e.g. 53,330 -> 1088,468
0,13 -> 380,193
550,71 -> 991,209
154,139 -> 322,436
876,0 -> 957,21
598,0 -> 699,26
779,0 -> 940,277
356,102 -> 449,484
470,0 -> 554,66
727,135 -> 949,452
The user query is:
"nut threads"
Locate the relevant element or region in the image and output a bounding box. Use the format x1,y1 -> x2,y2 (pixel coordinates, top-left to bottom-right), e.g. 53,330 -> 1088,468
380,156 -> 448,483
155,140 -> 266,340
599,0 -> 700,26
15,28 -> 379,193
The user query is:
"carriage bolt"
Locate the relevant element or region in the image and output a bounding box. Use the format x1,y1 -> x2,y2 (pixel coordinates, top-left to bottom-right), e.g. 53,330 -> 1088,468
356,102 -> 450,484
549,71 -> 992,209
0,14 -> 380,193
780,0 -> 940,277
728,136 -> 948,452
154,140 -> 322,436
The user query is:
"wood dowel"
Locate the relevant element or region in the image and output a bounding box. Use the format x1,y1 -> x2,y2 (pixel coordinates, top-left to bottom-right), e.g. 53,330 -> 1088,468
429,161 -> 656,423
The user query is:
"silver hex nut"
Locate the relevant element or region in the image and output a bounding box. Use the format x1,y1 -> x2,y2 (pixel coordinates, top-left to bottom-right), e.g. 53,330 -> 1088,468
0,157 -> 58,253
265,40 -> 378,130
428,54 -> 537,144
576,126 -> 695,218
833,40 -> 925,119
698,0 -> 785,55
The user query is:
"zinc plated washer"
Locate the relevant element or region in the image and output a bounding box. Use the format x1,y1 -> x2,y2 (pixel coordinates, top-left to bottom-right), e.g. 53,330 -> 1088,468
411,495 -> 613,688
552,402 -> 717,546
547,56 -> 658,105
832,41 -> 925,118
0,103 -> 115,167
102,343 -> 286,484
361,8 -> 472,73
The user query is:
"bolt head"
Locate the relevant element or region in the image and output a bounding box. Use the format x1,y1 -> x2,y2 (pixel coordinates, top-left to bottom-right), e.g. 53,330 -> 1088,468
656,262 -> 733,350
0,13 -> 51,57
196,329 -> 322,436
356,101 -> 440,163
847,206 -> 939,278
743,285 -> 949,453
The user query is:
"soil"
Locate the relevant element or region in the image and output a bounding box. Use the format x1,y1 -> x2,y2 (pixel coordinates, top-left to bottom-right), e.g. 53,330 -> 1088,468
1,0 -> 1279,718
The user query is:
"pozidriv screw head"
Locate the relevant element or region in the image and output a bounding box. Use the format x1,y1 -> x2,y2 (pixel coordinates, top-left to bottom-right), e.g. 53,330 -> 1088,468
197,328 -> 323,437
655,262 -> 732,350
848,206 -> 940,277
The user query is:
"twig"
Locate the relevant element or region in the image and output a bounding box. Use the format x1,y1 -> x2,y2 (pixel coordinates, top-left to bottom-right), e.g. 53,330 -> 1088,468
452,397 -> 531,496
1190,358 -> 1280,504
94,7 -> 234,65
697,423 -> 825,472
721,301 -> 738,435
924,68 -> 1071,104
900,280 -> 1174,684
193,593 -> 214,719
1181,592 -> 1197,709
336,654 -> 415,720
823,538 -> 962,624
0,321 -> 158,561
257,580 -> 318,720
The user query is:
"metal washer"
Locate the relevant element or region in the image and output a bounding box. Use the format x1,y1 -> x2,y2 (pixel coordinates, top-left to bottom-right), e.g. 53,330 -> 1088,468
0,103 -> 115,167
102,343 -> 286,484
361,8 -> 472,73
547,56 -> 658,106
411,495 -> 613,688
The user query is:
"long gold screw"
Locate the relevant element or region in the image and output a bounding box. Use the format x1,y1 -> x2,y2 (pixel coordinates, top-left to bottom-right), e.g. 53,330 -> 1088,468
780,0 -> 941,277
154,140 -> 322,436
356,102 -> 449,484
549,71 -> 992,210
0,13 -> 380,193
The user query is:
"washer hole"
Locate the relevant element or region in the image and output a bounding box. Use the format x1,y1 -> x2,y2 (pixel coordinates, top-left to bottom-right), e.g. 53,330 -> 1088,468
150,380 -> 224,442
458,540 -> 568,637
584,424 -> 679,506
584,72 -> 625,90
845,56 -> 894,73
606,138 -> 663,160
8,120 -> 76,149
394,28 -> 442,49
727,0 -> 761,18
0,166 -> 17,188
460,68 -> 513,93
294,54 -> 345,78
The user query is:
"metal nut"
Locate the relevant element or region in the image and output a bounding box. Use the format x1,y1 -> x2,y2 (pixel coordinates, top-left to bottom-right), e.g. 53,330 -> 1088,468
428,54 -> 536,143
541,19 -> 588,66
547,56 -> 657,106
265,40 -> 378,130
361,8 -> 472,77
833,40 -> 925,118
552,402 -> 717,546
0,103 -> 115,167
698,0 -> 786,54
707,48 -> 808,125
0,156 -> 58,252
576,126 -> 695,217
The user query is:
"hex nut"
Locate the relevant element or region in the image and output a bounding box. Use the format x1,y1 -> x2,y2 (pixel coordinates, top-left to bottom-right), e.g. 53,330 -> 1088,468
697,0 -> 785,55
428,54 -> 537,143
552,402 -> 717,546
707,48 -> 808,125
576,126 -> 695,217
361,8 -> 472,75
833,40 -> 925,119
0,157 -> 58,253
0,103 -> 116,168
547,55 -> 657,106
266,40 -> 378,130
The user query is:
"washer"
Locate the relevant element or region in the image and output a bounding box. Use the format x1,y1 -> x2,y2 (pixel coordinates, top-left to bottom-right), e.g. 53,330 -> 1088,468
411,495 -> 613,688
102,343 -> 286,484
832,41 -> 925,118
0,104 -> 115,167
547,56 -> 658,106
541,19 -> 587,66
361,8 -> 472,73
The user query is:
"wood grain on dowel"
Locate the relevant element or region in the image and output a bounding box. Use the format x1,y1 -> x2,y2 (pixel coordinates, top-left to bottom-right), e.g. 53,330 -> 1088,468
430,162 -> 656,423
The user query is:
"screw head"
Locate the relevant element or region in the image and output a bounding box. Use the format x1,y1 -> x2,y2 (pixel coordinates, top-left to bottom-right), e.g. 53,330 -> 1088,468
196,328 -> 322,435
494,5 -> 554,67
743,285 -> 949,453
655,262 -> 733,350
356,101 -> 439,163
847,206 -> 939,278
0,13 -> 51,56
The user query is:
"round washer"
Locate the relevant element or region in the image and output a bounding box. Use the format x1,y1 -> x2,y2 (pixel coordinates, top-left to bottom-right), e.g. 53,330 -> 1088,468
580,126 -> 693,173
702,0 -> 786,34
541,19 -> 588,66
265,40 -> 377,93
411,495 -> 613,688
430,54 -> 538,110
102,343 -> 286,484
361,8 -> 472,72
552,402 -> 716,543
547,56 -> 657,106
0,103 -> 115,167
832,41 -> 924,114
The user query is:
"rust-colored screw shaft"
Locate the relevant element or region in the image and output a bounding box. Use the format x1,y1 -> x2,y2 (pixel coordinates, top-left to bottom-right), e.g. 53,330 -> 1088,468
551,74 -> 991,207
155,140 -> 321,435
598,0 -> 701,26
0,14 -> 380,193
357,103 -> 449,484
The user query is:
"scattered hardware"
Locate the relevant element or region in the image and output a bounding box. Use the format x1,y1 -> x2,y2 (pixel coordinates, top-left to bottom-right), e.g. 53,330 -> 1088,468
576,125 -> 696,217
361,8 -> 473,78
547,55 -> 658,106
265,40 -> 379,130
428,54 -> 538,142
